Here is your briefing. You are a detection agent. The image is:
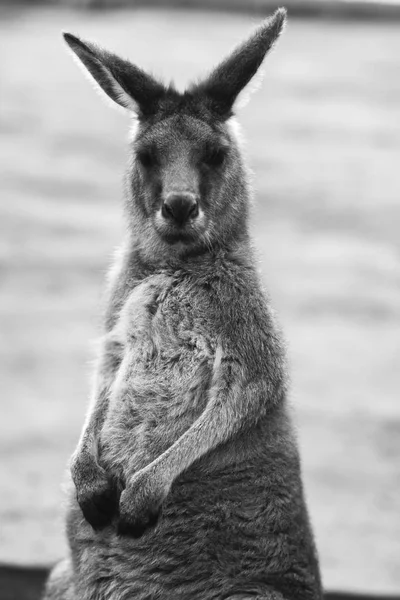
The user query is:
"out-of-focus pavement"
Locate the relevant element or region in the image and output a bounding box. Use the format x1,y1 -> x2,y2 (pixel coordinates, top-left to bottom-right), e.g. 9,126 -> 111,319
0,5 -> 399,593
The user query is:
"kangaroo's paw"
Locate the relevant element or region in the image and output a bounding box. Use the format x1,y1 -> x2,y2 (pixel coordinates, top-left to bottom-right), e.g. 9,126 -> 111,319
78,474 -> 118,530
71,454 -> 118,530
117,467 -> 167,538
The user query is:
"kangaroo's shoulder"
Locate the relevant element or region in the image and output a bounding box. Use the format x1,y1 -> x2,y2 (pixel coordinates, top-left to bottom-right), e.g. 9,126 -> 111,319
194,252 -> 276,329
201,254 -> 286,372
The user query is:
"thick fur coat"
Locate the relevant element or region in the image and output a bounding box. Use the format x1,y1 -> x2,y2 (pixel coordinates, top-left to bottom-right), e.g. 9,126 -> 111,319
44,10 -> 323,600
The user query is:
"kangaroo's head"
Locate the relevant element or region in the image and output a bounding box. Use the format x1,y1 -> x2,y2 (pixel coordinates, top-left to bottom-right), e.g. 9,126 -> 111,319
64,10 -> 286,261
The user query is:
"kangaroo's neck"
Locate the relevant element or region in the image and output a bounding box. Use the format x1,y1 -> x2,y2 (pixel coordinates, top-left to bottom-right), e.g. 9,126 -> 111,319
103,228 -> 255,331
132,232 -> 252,275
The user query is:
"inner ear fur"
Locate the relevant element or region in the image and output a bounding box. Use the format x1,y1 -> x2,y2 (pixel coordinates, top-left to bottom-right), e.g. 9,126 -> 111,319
191,8 -> 287,119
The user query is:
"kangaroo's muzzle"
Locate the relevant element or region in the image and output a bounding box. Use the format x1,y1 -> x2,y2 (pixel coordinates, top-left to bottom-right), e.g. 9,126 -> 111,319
162,193 -> 199,226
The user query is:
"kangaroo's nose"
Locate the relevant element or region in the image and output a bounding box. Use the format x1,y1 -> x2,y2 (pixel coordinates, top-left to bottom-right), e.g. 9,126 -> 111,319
162,193 -> 199,226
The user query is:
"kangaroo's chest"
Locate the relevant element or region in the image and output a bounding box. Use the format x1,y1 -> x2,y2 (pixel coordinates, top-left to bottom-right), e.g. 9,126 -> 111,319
123,274 -> 216,380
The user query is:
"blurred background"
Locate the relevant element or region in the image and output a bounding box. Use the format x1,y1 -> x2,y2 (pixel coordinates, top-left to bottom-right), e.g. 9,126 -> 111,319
1,0 -> 399,594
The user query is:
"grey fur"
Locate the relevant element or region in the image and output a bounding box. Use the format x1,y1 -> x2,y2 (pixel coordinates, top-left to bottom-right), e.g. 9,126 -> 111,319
45,9 -> 322,600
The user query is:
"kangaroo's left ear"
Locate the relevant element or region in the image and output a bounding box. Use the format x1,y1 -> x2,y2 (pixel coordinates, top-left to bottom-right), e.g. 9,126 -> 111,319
192,8 -> 286,119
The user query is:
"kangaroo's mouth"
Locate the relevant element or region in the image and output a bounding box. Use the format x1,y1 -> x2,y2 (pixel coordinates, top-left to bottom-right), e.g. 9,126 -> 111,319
154,209 -> 206,246
158,225 -> 199,246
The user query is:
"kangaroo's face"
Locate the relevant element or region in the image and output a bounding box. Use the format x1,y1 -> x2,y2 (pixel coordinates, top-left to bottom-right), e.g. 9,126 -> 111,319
130,113 -> 241,247
63,10 -> 286,253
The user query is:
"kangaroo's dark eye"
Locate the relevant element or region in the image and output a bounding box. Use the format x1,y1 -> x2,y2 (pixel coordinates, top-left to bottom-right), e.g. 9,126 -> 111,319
137,150 -> 156,169
203,147 -> 227,169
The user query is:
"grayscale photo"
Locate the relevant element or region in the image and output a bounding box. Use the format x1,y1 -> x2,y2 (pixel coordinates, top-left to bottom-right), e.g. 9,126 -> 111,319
0,0 -> 399,599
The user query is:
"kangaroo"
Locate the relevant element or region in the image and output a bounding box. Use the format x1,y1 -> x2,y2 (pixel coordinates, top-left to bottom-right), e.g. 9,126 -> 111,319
44,9 -> 323,600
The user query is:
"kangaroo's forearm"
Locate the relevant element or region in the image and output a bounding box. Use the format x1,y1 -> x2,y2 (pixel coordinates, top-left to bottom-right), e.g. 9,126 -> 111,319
74,386 -> 109,462
145,382 -> 266,484
129,348 -> 279,489
73,332 -> 124,462
74,239 -> 135,460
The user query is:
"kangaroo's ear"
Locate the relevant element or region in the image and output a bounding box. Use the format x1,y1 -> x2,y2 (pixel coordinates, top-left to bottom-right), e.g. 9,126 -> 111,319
193,8 -> 286,119
63,33 -> 166,117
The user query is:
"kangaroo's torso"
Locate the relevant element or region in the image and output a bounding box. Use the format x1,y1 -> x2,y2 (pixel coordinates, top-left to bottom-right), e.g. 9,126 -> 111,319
64,257 -> 322,600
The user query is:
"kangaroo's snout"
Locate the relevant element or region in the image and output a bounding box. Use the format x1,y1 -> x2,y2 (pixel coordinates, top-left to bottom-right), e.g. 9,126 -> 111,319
162,193 -> 199,226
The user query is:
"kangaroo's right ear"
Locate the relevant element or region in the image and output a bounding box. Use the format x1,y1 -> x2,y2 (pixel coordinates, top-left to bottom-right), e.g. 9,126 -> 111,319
63,33 -> 166,117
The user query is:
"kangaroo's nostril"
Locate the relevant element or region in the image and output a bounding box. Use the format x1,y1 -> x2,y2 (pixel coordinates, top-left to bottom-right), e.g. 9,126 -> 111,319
162,203 -> 174,219
188,202 -> 199,219
162,194 -> 199,226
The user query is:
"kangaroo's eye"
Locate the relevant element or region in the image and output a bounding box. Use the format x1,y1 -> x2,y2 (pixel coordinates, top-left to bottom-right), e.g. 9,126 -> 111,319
137,150 -> 156,169
203,147 -> 226,169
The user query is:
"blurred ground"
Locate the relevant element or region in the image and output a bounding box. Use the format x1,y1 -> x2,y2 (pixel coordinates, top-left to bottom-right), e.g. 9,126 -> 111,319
0,5 -> 399,593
